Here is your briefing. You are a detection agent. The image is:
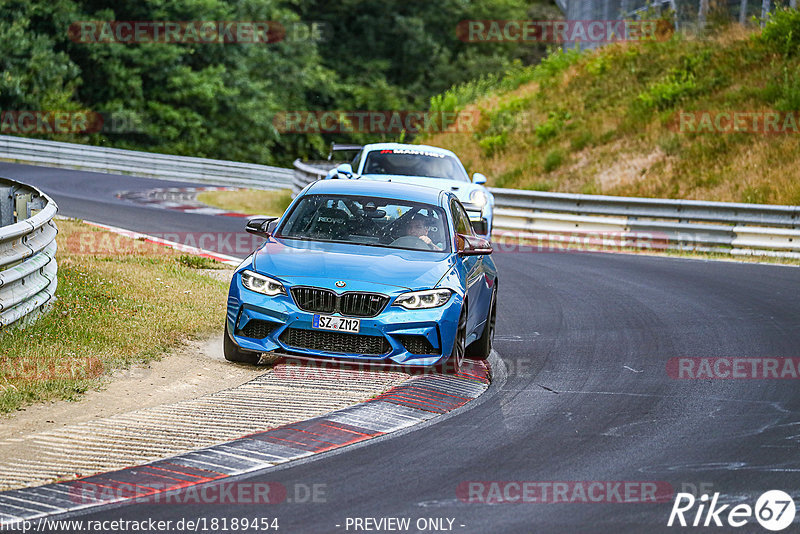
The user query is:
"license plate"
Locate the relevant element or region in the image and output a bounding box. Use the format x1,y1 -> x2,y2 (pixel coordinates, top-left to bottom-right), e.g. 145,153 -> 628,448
312,315 -> 360,333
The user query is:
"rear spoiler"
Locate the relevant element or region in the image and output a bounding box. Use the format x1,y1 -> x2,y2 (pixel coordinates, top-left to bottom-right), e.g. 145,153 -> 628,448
327,143 -> 363,161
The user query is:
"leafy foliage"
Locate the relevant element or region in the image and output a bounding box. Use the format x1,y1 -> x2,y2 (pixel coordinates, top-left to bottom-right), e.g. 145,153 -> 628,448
760,7 -> 800,56
0,0 -> 557,164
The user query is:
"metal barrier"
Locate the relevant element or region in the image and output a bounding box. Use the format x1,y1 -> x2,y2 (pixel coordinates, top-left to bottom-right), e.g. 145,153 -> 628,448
0,135 -> 293,190
0,178 -> 58,329
292,159 -> 800,259
293,159 -> 330,194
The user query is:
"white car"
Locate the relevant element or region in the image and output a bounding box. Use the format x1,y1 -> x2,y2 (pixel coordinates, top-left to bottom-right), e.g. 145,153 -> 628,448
325,143 -> 494,238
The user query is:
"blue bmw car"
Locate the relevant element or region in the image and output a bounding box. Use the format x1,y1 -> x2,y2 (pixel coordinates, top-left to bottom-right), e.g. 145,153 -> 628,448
224,180 -> 498,374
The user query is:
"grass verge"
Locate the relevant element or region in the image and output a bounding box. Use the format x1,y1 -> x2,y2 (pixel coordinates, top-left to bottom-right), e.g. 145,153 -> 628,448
196,188 -> 293,217
0,220 -> 230,413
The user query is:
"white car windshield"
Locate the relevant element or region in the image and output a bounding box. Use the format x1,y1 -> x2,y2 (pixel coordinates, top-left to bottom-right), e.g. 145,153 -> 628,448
362,149 -> 469,182
277,194 -> 450,252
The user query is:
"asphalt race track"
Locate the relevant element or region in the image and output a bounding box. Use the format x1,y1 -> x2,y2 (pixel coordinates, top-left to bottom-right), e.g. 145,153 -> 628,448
3,162 -> 800,532
0,162 -> 245,238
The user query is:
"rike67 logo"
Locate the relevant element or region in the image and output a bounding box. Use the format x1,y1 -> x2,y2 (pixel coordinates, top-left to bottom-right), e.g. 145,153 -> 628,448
668,490 -> 796,531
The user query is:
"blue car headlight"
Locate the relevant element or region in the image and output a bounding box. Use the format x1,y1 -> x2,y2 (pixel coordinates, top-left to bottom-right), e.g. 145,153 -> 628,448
393,289 -> 452,310
241,270 -> 286,296
470,189 -> 488,208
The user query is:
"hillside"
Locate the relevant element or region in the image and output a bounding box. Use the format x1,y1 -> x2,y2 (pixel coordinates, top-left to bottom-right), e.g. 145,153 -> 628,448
423,9 -> 800,205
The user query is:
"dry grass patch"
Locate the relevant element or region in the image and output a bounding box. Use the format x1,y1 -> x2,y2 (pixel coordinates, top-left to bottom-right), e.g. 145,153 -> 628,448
197,188 -> 292,216
0,220 -> 230,413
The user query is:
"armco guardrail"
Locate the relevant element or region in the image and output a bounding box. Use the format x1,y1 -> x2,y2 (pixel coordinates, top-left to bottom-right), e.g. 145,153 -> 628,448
490,189 -> 800,258
293,159 -> 330,194
0,135 -> 293,190
293,159 -> 800,259
0,178 -> 58,329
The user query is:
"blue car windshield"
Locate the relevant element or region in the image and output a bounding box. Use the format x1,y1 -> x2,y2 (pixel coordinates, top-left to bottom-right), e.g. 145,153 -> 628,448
277,194 -> 451,253
362,149 -> 469,182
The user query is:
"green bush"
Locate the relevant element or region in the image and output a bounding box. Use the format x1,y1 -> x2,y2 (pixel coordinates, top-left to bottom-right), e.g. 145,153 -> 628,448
638,75 -> 697,110
478,133 -> 508,157
535,110 -> 571,144
534,48 -> 584,84
761,7 -> 800,56
570,130 -> 594,152
769,67 -> 800,111
543,149 -> 565,172
637,51 -> 713,111
429,49 -> 583,115
430,75 -> 502,114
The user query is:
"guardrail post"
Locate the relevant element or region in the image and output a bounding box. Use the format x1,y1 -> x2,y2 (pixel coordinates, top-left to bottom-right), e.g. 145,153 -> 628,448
0,186 -> 12,227
15,193 -> 32,222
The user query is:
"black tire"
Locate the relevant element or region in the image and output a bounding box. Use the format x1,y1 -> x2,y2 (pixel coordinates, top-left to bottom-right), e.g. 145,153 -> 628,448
437,306 -> 467,375
223,322 -> 261,364
467,285 -> 497,360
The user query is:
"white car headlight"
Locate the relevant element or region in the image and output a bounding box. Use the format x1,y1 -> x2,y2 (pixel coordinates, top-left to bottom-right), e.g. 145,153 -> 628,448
470,189 -> 488,208
394,289 -> 452,310
241,270 -> 286,296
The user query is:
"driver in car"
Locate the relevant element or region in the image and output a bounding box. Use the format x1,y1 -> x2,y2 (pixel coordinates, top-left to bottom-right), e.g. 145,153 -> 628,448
408,216 -> 435,247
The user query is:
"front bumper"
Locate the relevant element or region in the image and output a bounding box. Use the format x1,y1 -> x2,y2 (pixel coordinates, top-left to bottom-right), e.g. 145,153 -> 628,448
226,276 -> 462,367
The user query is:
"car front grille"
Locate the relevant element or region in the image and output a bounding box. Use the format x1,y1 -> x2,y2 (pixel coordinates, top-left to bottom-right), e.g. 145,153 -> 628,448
291,287 -> 388,318
292,287 -> 337,313
339,293 -> 389,317
238,320 -> 276,339
397,335 -> 440,355
280,328 -> 391,356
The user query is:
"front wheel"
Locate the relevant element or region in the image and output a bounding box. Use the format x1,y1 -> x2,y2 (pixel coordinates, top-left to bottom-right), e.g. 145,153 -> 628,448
437,307 -> 466,375
467,286 -> 497,360
223,322 -> 261,364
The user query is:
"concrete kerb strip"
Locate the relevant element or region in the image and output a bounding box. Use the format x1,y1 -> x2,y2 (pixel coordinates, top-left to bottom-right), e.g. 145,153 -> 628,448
0,359 -> 492,527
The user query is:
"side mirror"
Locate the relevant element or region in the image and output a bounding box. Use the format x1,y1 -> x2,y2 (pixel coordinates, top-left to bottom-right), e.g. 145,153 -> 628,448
245,216 -> 278,238
472,172 -> 487,185
456,234 -> 492,256
336,163 -> 354,179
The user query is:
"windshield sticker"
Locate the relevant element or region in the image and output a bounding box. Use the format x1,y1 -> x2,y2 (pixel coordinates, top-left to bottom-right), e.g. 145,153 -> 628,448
381,149 -> 446,158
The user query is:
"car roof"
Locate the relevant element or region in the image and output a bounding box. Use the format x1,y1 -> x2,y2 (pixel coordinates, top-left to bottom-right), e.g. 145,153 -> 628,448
360,143 -> 458,158
306,178 -> 446,205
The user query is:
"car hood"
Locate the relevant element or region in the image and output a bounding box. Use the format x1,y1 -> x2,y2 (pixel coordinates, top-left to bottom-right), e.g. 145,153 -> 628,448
358,174 -> 483,203
252,238 -> 455,292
